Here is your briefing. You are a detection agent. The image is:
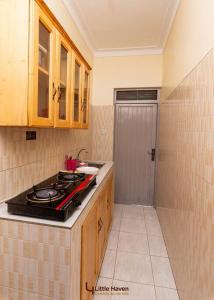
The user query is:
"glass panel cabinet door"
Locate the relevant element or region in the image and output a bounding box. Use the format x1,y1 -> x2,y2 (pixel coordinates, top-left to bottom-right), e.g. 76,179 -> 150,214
72,55 -> 82,127
29,3 -> 55,126
82,69 -> 90,128
55,35 -> 71,127
38,21 -> 50,118
59,45 -> 67,120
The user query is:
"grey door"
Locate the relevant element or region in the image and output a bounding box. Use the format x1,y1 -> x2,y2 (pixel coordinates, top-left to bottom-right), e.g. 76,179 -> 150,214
114,104 -> 157,206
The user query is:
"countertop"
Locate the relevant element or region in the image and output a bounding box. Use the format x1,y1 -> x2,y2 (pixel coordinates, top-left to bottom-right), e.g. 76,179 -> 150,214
0,161 -> 114,229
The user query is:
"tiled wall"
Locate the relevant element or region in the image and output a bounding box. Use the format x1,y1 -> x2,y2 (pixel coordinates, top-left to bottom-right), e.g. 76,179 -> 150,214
91,105 -> 114,161
156,48 -> 214,299
0,127 -> 91,203
0,218 -> 71,299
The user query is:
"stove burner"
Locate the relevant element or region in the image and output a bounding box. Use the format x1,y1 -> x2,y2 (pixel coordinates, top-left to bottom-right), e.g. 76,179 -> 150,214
64,174 -> 80,181
26,186 -> 65,204
58,172 -> 85,182
36,188 -> 58,199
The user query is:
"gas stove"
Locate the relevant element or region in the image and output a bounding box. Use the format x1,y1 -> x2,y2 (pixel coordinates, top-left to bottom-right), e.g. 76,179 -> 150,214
6,172 -> 96,221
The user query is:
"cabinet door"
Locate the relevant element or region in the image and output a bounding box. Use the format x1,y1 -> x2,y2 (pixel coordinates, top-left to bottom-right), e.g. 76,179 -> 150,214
0,0 -> 29,126
71,54 -> 82,128
81,202 -> 97,300
106,175 -> 114,233
29,2 -> 55,126
54,33 -> 71,127
97,190 -> 108,274
81,67 -> 90,129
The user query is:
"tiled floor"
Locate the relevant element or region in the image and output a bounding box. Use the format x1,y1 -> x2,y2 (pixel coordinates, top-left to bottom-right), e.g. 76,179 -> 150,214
94,205 -> 179,300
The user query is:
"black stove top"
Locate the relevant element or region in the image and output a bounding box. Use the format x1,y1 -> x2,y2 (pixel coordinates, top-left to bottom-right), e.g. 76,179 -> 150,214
6,172 -> 96,221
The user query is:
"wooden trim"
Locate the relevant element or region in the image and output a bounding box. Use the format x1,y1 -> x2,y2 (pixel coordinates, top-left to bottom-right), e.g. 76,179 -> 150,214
35,0 -> 92,71
70,52 -> 83,128
54,32 -> 72,128
28,1 -> 55,127
81,66 -> 90,129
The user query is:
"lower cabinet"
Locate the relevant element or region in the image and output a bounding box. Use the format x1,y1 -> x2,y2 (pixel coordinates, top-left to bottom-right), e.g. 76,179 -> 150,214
81,202 -> 98,300
97,191 -> 108,274
81,172 -> 114,300
106,175 -> 114,233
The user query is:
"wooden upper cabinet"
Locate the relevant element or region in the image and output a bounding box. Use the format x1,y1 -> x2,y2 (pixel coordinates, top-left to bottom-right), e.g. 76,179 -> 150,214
81,67 -> 90,129
71,54 -> 83,128
29,3 -> 56,127
0,0 -> 29,126
54,33 -> 72,127
0,0 -> 91,127
71,54 -> 90,129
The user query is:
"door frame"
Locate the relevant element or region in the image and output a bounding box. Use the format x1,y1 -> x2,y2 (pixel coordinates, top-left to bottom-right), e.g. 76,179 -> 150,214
113,88 -> 160,207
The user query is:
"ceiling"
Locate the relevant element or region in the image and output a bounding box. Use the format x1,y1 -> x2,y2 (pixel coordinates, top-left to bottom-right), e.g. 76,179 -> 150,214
63,0 -> 179,56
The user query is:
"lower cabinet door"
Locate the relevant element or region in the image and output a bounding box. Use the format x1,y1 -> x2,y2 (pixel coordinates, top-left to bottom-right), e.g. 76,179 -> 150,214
81,202 -> 98,300
106,174 -> 114,233
97,191 -> 108,274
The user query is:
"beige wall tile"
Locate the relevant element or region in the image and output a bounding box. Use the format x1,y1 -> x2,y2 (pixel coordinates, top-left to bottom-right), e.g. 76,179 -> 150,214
156,48 -> 214,299
91,105 -> 114,161
0,218 -> 71,298
0,125 -> 92,203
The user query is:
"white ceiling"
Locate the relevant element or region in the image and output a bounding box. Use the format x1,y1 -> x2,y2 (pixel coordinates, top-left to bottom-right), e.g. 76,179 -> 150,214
63,0 -> 179,56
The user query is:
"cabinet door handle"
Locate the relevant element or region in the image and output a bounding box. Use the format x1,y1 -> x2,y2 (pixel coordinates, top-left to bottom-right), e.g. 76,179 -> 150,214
58,86 -> 62,102
52,83 -> 57,100
98,218 -> 101,233
100,218 -> 103,228
81,102 -> 84,111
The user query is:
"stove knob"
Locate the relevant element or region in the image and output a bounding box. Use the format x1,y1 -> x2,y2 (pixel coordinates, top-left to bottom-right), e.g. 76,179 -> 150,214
74,201 -> 81,207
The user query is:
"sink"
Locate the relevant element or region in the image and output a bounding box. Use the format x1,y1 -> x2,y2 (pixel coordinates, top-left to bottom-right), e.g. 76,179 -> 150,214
76,166 -> 99,175
86,162 -> 105,169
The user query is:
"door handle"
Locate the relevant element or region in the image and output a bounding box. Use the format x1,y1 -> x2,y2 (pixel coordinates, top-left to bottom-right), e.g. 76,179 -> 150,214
52,83 -> 57,100
148,148 -> 156,161
81,102 -> 84,111
58,86 -> 62,102
98,218 -> 101,233
100,218 -> 103,228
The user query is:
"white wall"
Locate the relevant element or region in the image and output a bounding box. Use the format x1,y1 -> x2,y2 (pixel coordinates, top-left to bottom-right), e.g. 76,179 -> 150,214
163,0 -> 214,98
92,54 -> 163,106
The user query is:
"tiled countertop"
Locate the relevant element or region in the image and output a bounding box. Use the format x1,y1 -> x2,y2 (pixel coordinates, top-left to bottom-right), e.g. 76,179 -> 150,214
0,161 -> 114,229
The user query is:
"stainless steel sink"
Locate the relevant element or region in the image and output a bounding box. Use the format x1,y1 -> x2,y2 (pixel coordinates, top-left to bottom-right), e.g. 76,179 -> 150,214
86,162 -> 105,169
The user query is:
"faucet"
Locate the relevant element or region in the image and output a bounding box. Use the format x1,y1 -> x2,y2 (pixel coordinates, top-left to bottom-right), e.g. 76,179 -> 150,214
76,148 -> 88,160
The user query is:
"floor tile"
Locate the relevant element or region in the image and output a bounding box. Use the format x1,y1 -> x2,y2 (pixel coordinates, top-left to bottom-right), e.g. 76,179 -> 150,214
118,232 -> 149,255
114,204 -> 124,218
111,280 -> 156,300
143,206 -> 156,214
148,235 -> 168,257
156,287 -> 179,300
144,207 -> 159,221
122,205 -> 144,219
114,251 -> 153,284
112,216 -> 121,231
94,277 -> 113,300
145,219 -> 163,237
100,250 -> 117,279
151,256 -> 176,289
120,217 -> 146,234
107,230 -> 119,251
